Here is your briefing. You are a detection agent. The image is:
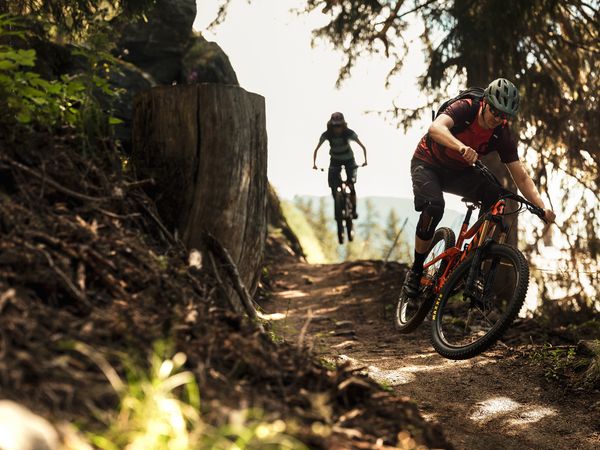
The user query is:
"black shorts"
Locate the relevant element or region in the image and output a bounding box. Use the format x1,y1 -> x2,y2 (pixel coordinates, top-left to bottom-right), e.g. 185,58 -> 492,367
410,157 -> 504,212
328,158 -> 357,189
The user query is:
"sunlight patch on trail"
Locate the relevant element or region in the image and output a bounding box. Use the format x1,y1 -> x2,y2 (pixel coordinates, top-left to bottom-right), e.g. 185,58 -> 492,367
367,365 -> 415,386
332,354 -> 492,387
403,352 -> 439,359
470,397 -> 557,426
507,407 -> 557,426
278,290 -> 308,299
470,397 -> 521,421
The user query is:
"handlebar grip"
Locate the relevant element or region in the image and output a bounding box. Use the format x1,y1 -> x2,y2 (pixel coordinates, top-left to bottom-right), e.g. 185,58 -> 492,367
530,205 -> 547,223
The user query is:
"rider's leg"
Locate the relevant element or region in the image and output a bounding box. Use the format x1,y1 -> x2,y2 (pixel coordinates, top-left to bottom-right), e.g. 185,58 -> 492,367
328,162 -> 343,218
414,201 -> 445,268
343,161 -> 359,218
406,158 -> 445,296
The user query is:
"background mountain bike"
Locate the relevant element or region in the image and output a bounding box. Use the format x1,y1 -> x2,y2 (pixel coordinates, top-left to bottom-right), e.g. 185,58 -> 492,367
316,167 -> 356,244
333,176 -> 355,244
395,160 -> 547,360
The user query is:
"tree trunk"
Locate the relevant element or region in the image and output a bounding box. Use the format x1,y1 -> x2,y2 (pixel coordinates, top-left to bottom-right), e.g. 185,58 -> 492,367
131,83 -> 268,294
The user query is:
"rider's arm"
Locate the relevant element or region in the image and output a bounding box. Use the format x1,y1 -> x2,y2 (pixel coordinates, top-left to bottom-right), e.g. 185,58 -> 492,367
429,115 -> 477,164
312,140 -> 324,169
506,161 -> 556,223
354,138 -> 368,166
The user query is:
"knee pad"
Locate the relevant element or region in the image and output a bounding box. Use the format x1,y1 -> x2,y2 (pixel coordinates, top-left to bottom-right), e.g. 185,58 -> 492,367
416,202 -> 444,241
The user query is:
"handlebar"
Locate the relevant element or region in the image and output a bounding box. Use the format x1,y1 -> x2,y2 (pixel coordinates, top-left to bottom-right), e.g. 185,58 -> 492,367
473,160 -> 547,223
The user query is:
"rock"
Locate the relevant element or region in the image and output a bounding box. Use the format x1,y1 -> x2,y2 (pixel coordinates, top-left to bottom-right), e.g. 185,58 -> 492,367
107,60 -> 155,152
333,340 -> 356,349
334,329 -> 356,337
0,401 -> 59,450
117,0 -> 197,84
577,339 -> 600,356
182,34 -> 239,85
302,275 -> 314,285
335,320 -> 354,329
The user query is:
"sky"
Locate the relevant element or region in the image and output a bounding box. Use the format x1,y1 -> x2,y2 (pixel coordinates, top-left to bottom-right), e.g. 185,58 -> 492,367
193,0 -> 466,211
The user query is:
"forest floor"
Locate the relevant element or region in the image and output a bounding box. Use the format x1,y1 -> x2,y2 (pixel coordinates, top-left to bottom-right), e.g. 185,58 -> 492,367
262,254 -> 600,450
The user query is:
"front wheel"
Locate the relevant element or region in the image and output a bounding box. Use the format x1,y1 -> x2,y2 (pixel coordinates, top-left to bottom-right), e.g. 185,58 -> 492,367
431,243 -> 529,360
395,227 -> 455,334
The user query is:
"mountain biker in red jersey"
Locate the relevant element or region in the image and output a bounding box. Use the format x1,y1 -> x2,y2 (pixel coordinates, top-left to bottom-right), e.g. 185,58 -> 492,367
312,112 -> 368,218
403,78 -> 556,298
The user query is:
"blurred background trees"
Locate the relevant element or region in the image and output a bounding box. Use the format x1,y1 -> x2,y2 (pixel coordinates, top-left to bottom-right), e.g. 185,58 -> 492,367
271,0 -> 599,310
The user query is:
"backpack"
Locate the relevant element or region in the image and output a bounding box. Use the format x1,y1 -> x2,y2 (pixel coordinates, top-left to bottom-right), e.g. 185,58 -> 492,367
426,87 -> 505,152
431,87 -> 486,134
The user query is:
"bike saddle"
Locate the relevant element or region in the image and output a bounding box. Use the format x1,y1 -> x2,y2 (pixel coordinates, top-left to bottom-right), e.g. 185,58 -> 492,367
461,198 -> 482,208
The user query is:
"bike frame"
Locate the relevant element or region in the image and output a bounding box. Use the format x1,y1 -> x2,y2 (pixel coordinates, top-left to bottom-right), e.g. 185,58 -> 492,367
421,198 -> 508,292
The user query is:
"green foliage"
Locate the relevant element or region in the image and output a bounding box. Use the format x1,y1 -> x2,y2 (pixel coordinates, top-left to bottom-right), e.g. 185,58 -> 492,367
382,209 -> 410,262
529,344 -> 585,382
290,196 -> 339,262
349,199 -> 383,260
282,200 -> 330,263
318,357 -> 337,371
314,197 -> 341,260
5,0 -> 154,42
82,341 -> 308,450
0,15 -> 124,151
0,16 -> 83,127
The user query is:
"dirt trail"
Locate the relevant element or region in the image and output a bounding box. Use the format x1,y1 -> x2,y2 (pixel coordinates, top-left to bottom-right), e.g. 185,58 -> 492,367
263,257 -> 600,450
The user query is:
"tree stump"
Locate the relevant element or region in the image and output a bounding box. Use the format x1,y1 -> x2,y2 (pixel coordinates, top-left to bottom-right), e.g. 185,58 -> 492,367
132,83 -> 268,294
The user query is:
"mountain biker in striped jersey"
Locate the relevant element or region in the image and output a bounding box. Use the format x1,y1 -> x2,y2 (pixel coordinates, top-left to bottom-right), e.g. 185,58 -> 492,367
403,78 -> 556,298
312,112 -> 368,219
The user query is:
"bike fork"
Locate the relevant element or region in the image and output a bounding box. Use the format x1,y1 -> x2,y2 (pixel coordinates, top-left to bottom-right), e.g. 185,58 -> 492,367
464,239 -> 492,300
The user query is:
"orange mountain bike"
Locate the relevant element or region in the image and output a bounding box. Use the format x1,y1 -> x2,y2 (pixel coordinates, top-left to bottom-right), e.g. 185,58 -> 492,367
395,160 -> 547,359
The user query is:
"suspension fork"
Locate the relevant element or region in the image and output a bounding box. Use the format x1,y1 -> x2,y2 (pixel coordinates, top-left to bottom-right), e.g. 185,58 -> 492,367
480,217 -> 506,303
464,235 -> 493,300
464,213 -> 504,301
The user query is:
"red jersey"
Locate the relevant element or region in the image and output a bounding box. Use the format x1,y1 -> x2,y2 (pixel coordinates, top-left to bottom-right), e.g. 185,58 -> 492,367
414,99 -> 519,169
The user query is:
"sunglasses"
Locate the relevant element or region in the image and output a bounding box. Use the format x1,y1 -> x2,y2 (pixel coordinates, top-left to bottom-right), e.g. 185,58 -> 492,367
487,104 -> 510,121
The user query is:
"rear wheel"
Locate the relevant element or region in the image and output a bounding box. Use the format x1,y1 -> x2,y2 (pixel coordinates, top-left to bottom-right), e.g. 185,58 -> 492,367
346,218 -> 354,241
395,227 -> 455,333
334,189 -> 345,218
334,191 -> 344,244
337,220 -> 344,244
431,243 -> 529,359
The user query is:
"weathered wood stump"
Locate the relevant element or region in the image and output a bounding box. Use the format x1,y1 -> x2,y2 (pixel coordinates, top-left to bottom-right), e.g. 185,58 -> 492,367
132,83 -> 267,293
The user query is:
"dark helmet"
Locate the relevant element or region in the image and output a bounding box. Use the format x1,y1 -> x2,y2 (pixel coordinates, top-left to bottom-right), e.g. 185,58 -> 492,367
328,112 -> 346,126
484,78 -> 520,117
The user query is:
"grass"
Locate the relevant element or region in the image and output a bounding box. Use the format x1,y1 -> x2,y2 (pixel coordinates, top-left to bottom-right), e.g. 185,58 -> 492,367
529,343 -> 588,383
72,341 -> 308,450
317,357 -> 338,371
581,340 -> 600,386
